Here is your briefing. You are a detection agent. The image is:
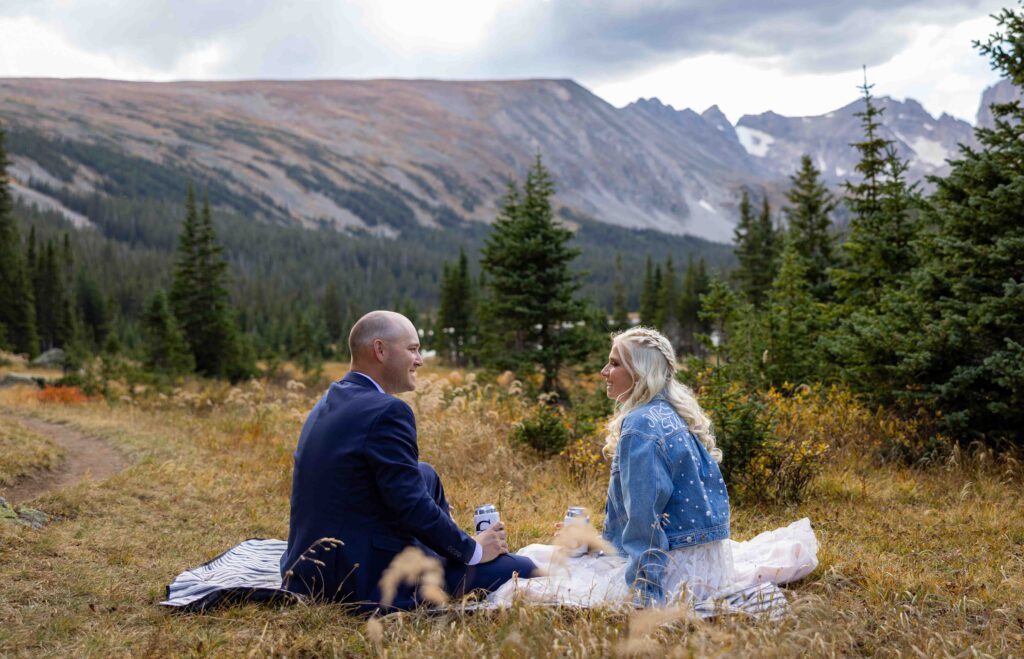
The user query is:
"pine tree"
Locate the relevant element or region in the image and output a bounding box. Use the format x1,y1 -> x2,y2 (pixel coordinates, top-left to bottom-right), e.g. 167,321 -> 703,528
611,253 -> 630,331
784,155 -> 838,301
732,191 -> 757,295
479,155 -> 585,392
733,191 -> 778,307
169,184 -> 200,351
76,272 -> 109,347
757,196 -> 780,285
438,246 -> 475,366
833,73 -> 921,307
639,256 -> 658,325
142,289 -> 194,376
678,256 -> 710,357
655,255 -> 679,344
322,280 -> 343,342
26,226 -> 37,284
764,242 -> 821,387
876,149 -> 920,274
844,70 -> 889,228
651,264 -> 663,323
293,308 -> 327,375
170,186 -> 247,379
33,239 -> 71,351
0,125 -> 39,356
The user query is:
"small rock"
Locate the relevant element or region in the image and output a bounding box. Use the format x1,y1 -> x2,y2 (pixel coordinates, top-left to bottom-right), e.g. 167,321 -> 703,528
15,507 -> 51,529
30,348 -> 66,368
0,373 -> 45,389
0,498 -> 54,528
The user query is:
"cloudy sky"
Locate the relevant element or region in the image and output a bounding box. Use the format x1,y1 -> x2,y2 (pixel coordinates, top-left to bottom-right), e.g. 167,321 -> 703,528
0,0 -> 1008,124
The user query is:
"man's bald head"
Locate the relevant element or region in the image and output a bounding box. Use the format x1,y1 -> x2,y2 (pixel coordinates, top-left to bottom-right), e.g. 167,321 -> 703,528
348,311 -> 423,394
349,311 -> 412,360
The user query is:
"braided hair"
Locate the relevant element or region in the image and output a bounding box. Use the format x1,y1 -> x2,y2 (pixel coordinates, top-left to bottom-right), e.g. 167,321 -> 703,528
602,326 -> 721,462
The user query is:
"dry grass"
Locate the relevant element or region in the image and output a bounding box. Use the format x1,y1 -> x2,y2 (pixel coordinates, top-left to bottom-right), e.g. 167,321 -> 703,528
0,416 -> 64,486
0,365 -> 1021,657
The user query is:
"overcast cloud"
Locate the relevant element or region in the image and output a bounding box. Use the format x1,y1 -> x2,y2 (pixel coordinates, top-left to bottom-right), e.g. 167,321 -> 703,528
0,0 -> 1008,122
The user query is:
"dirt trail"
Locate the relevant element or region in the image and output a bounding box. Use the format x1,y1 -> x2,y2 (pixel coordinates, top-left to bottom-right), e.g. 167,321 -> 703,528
1,415 -> 129,505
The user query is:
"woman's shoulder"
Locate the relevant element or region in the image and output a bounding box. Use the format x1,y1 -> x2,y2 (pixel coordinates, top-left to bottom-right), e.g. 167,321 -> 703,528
621,397 -> 683,435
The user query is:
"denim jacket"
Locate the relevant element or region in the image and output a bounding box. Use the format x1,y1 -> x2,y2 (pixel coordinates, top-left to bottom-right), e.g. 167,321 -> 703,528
602,396 -> 731,605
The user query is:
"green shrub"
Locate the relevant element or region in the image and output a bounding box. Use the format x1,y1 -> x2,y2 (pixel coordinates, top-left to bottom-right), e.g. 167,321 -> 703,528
512,402 -> 571,456
695,370 -> 775,499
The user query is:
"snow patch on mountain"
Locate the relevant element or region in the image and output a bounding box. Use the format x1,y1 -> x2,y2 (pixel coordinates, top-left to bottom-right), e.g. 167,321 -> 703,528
909,136 -> 949,167
736,127 -> 775,157
698,199 -> 717,213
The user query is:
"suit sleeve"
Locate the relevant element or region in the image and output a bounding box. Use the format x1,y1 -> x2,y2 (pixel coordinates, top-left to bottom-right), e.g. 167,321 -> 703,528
364,399 -> 478,563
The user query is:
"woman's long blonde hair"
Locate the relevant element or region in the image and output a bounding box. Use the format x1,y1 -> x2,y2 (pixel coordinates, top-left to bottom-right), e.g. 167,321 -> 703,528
602,326 -> 721,462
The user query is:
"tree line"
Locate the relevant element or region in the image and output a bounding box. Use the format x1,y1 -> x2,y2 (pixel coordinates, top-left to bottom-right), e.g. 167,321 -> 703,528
435,11 -> 1024,451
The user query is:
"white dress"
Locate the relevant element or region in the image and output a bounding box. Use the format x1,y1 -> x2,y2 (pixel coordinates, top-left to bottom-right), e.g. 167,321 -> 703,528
486,518 -> 819,609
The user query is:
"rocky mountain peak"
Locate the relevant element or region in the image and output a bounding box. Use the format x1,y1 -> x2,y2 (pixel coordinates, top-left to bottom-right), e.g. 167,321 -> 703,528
977,79 -> 1021,128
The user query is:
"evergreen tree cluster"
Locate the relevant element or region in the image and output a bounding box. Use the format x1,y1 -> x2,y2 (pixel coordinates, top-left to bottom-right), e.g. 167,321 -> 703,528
437,247 -> 476,367
707,9 -> 1024,449
0,126 -> 39,357
639,254 -> 711,357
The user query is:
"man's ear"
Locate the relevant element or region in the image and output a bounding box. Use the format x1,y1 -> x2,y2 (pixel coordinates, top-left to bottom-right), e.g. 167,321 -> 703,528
373,338 -> 387,363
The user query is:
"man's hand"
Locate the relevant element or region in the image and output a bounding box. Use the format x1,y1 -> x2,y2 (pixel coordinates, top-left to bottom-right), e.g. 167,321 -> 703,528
475,521 -> 508,563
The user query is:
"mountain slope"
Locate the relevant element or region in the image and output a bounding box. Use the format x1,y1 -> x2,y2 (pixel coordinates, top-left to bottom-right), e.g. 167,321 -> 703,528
0,77 -> 1008,245
0,78 -> 753,242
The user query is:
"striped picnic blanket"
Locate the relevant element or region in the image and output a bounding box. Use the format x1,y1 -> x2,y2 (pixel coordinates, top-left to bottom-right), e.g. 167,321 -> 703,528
162,539 -> 789,619
161,539 -> 298,612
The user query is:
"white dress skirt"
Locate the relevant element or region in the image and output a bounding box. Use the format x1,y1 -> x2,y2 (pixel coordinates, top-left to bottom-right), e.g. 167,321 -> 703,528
486,518 -> 819,609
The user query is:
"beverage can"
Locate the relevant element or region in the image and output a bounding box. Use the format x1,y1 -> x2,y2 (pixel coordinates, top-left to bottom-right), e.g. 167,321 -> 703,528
563,506 -> 590,527
474,504 -> 500,533
563,506 -> 590,557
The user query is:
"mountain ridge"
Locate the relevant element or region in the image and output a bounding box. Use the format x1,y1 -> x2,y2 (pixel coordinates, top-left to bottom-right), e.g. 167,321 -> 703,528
0,77 -> 1007,244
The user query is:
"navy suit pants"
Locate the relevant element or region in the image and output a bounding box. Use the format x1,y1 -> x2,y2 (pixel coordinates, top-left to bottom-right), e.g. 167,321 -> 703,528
417,462 -> 537,598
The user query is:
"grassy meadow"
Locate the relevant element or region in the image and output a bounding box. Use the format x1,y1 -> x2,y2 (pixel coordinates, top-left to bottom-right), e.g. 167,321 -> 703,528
0,362 -> 1021,657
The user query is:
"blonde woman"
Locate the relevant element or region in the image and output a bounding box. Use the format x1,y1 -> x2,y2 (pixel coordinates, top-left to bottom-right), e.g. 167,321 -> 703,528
599,326 -> 732,605
488,327 -> 819,611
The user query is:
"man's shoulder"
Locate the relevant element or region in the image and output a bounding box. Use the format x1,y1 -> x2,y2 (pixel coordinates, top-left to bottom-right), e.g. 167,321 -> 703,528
327,381 -> 413,420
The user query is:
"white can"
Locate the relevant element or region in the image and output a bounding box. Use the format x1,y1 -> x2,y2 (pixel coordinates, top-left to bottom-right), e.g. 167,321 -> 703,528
563,506 -> 590,557
474,504 -> 500,533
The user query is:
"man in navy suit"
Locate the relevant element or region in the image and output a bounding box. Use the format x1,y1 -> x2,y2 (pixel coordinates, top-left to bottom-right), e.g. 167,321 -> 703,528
280,310 -> 536,610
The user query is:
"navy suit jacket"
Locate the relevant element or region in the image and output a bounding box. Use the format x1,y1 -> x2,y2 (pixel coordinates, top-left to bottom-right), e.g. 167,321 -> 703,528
280,373 -> 477,606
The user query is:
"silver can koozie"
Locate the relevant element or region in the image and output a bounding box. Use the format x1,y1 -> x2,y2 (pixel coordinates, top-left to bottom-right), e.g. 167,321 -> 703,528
563,506 -> 590,526
474,504 -> 500,533
563,506 -> 590,557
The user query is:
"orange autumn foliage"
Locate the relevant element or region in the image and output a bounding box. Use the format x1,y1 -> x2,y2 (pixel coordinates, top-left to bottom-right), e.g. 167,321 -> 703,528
35,386 -> 92,405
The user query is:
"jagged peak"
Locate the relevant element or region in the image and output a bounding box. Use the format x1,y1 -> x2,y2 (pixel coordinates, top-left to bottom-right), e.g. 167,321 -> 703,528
627,96 -> 675,111
701,104 -> 727,118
